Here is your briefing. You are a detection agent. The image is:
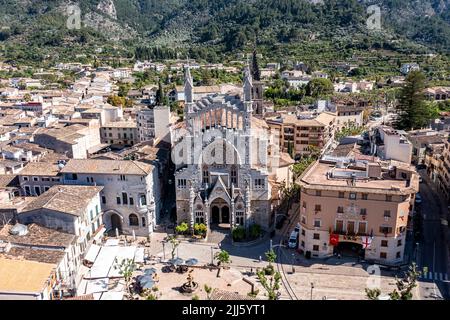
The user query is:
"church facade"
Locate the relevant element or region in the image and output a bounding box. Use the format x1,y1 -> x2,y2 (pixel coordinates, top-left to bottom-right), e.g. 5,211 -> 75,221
173,67 -> 282,235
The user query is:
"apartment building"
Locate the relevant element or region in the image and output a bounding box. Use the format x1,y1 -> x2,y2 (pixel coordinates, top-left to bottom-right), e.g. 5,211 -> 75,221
100,121 -> 138,147
297,158 -> 419,264
266,112 -> 336,158
370,126 -> 413,164
59,159 -> 161,237
137,105 -> 172,145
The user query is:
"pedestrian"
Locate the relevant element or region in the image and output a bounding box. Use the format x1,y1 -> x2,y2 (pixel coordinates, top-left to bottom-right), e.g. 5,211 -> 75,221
259,255 -> 262,263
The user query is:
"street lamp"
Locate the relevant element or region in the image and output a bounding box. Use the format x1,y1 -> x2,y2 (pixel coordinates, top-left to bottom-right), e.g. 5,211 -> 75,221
162,241 -> 166,260
310,283 -> 314,300
291,253 -> 295,274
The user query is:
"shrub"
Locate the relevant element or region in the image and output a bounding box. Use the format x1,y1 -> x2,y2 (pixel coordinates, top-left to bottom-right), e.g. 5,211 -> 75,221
175,222 -> 189,235
249,224 -> 262,239
194,223 -> 207,236
232,226 -> 245,241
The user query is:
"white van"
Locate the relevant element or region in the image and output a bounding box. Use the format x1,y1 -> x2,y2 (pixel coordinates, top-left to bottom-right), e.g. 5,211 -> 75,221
288,231 -> 298,249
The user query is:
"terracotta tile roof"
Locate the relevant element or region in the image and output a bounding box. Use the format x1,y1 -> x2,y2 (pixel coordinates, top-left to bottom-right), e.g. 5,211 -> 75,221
22,185 -> 103,216
1,246 -> 65,264
60,159 -> 153,175
18,162 -> 61,176
0,223 -> 75,247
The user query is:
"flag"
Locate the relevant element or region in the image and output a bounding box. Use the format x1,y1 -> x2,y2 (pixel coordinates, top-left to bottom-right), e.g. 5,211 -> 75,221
362,236 -> 372,249
329,233 -> 339,246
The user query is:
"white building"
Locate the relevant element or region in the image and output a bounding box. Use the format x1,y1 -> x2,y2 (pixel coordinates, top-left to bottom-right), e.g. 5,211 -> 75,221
371,126 -> 413,164
60,159 -> 161,237
137,105 -> 171,145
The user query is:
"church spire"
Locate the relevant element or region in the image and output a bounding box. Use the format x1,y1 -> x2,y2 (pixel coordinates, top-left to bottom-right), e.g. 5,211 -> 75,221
243,65 -> 253,103
184,64 -> 194,104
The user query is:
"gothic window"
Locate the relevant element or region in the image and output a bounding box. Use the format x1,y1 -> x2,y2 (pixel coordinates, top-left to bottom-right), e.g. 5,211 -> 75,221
122,192 -> 128,205
177,179 -> 187,188
236,211 -> 244,226
142,217 -> 146,227
129,214 -> 139,226
254,178 -> 265,189
202,168 -> 209,184
195,211 -> 204,224
231,167 -> 237,184
139,194 -> 147,206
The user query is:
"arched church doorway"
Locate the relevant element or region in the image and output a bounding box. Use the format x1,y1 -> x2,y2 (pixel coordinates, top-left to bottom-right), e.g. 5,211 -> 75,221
221,206 -> 230,224
211,206 -> 220,224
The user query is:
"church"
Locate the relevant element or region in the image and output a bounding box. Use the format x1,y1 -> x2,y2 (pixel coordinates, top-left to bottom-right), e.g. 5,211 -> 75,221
173,66 -> 294,236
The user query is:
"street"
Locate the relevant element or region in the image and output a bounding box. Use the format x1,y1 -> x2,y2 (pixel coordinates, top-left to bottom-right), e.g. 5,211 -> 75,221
416,169 -> 450,299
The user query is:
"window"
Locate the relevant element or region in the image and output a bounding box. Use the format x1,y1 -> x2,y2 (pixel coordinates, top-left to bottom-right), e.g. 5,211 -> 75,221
231,168 -> 237,185
255,178 -> 265,189
42,177 -> 50,182
301,215 -> 306,224
129,197 -> 134,205
362,193 -> 368,200
386,195 -> 392,202
360,208 -> 367,215
140,194 -> 147,206
33,177 -> 38,182
337,206 -> 344,213
119,175 -> 126,181
314,219 -> 321,228
381,240 -> 388,247
301,241 -> 305,247
122,192 -> 128,205
349,193 -> 356,200
116,197 -> 121,205
313,233 -> 320,240
142,217 -> 146,227
236,211 -> 244,226
302,201 -> 306,209
335,220 -> 344,233
192,211 -> 203,224
380,252 -> 387,259
129,214 -> 139,226
301,229 -> 305,236
313,245 -> 319,251
24,186 -> 31,196
358,222 -> 367,235
379,226 -> 392,234
95,205 -> 99,215
396,252 -> 401,259
397,239 -> 402,247
202,169 -> 209,184
347,221 -> 355,234
34,186 -> 41,196
101,196 -> 106,204
316,190 -> 322,196
177,179 -> 187,188
315,205 -> 321,212
89,210 -> 94,220
338,192 -> 345,198
384,210 -> 391,218
23,176 -> 29,181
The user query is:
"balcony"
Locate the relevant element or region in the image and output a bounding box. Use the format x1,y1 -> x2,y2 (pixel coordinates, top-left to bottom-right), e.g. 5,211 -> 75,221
332,229 -> 369,237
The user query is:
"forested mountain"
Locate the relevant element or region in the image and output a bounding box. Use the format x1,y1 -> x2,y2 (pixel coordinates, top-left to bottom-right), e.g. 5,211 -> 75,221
0,0 -> 449,64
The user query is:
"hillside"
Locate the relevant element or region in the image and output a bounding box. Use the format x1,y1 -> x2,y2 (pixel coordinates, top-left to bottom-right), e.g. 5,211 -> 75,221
0,0 -> 449,66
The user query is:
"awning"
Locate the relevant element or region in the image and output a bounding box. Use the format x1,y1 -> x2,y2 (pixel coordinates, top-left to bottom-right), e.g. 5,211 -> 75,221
84,244 -> 101,263
99,292 -> 124,300
84,278 -> 108,294
104,239 -> 120,246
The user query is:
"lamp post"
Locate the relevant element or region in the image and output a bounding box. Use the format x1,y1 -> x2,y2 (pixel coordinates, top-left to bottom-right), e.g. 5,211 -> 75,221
291,253 -> 295,274
162,241 -> 166,260
310,282 -> 314,300
211,246 -> 214,265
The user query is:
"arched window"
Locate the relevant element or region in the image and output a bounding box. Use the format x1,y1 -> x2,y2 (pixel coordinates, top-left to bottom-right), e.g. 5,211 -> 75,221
129,214 -> 139,226
142,217 -> 146,227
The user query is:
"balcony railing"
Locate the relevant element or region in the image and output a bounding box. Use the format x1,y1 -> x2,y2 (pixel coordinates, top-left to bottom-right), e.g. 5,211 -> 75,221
332,229 -> 369,237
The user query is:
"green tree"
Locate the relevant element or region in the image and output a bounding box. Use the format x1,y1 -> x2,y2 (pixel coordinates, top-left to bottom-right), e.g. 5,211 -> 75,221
394,71 -> 432,131
306,78 -> 334,98
365,288 -> 381,300
389,263 -> 421,300
156,80 -> 164,106
204,284 -> 213,300
167,235 -> 179,260
215,250 -> 231,267
114,258 -> 136,296
257,270 -> 281,300
252,49 -> 261,81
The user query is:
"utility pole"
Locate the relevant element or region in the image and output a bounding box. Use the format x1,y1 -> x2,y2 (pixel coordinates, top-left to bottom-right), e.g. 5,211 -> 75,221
310,283 -> 314,300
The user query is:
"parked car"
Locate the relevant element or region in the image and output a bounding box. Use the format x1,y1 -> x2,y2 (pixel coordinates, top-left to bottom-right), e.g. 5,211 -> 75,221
288,231 -> 298,249
294,223 -> 301,234
415,193 -> 422,204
